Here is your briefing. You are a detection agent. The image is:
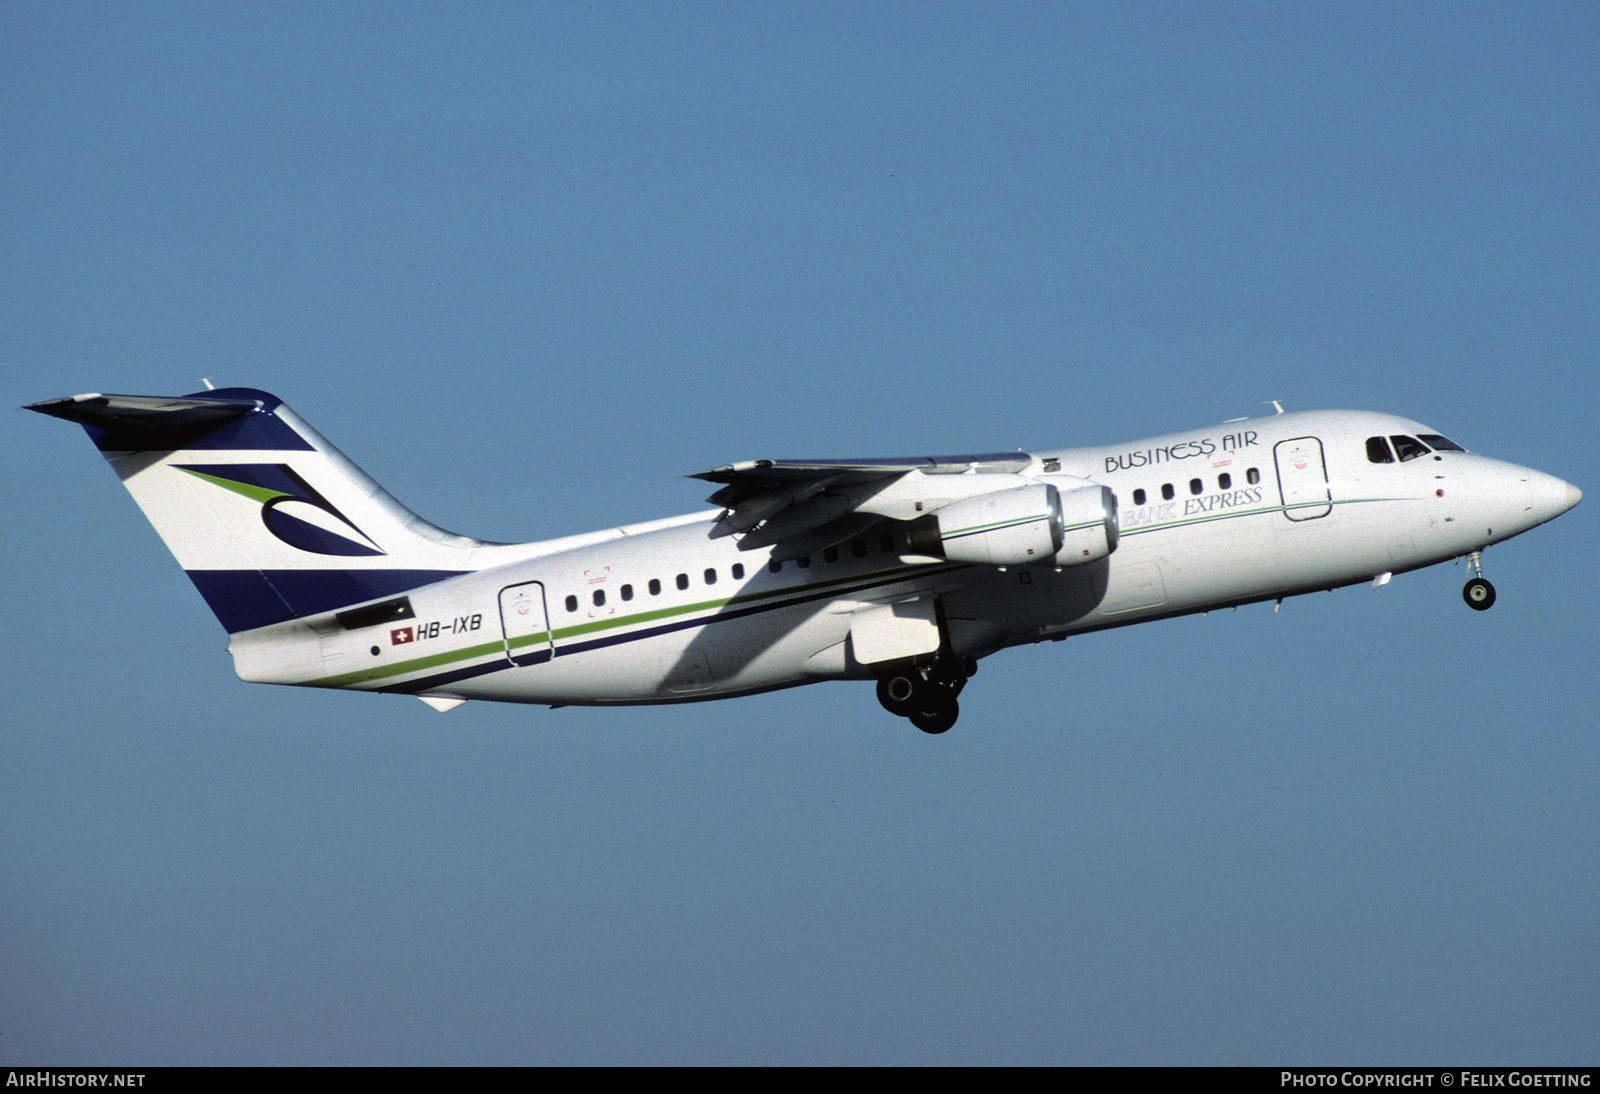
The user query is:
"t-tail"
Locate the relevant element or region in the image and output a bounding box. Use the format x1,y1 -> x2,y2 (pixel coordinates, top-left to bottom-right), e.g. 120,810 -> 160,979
28,389 -> 494,634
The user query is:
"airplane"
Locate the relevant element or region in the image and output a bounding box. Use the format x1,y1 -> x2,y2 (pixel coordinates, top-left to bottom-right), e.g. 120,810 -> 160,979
29,387 -> 1581,733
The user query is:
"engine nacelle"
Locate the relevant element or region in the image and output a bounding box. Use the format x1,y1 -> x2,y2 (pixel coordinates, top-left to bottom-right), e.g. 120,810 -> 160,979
906,482 -> 1117,566
1053,482 -> 1119,565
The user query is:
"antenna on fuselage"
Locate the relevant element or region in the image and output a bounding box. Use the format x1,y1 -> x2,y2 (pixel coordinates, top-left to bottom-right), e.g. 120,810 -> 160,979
1264,400 -> 1284,414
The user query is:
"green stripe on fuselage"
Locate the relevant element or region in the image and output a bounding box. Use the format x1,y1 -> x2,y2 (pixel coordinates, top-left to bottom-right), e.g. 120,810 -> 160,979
308,494 -> 1409,690
306,561 -> 963,689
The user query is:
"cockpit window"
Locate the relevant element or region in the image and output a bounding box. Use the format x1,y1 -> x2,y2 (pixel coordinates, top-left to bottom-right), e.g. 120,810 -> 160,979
1365,436 -> 1395,463
1391,435 -> 1431,462
1418,434 -> 1464,453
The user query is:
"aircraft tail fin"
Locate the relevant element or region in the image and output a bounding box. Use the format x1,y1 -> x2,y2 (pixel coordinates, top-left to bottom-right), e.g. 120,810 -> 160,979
29,388 -> 490,633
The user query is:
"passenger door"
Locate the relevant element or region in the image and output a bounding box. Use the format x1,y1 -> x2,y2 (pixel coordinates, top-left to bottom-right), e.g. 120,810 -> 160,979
1274,437 -> 1332,521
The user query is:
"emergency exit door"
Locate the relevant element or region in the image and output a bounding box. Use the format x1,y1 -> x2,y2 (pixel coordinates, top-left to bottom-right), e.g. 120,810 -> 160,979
498,581 -> 554,666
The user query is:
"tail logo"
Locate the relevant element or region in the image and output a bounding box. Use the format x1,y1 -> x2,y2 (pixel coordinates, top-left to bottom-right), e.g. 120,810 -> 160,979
176,464 -> 385,557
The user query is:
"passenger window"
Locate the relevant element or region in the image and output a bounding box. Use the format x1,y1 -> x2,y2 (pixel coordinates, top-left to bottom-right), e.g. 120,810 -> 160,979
1246,468 -> 1260,485
1132,488 -> 1146,506
676,573 -> 689,590
1419,434 -> 1464,453
879,535 -> 894,553
823,546 -> 839,563
621,584 -> 633,602
852,539 -> 867,558
648,578 -> 661,595
704,568 -> 717,585
592,589 -> 605,607
797,556 -> 811,568
1218,473 -> 1231,489
1366,436 -> 1395,463
1162,483 -> 1175,501
1189,478 -> 1202,496
767,559 -> 782,573
564,595 -> 577,612
1391,435 -> 1430,462
731,563 -> 744,580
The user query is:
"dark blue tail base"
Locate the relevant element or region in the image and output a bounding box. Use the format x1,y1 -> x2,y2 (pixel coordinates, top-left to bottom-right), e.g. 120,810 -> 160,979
187,569 -> 469,633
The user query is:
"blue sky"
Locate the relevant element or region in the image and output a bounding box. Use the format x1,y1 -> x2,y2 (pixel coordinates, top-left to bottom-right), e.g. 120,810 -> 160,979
4,1 -> 1596,1065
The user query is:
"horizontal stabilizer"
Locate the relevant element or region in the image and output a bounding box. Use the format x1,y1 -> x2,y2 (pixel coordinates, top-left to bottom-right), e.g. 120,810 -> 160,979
27,392 -> 261,430
25,389 -> 311,453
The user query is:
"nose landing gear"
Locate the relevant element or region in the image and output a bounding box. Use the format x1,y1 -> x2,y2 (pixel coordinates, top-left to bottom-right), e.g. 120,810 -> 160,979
875,656 -> 974,734
1462,550 -> 1497,610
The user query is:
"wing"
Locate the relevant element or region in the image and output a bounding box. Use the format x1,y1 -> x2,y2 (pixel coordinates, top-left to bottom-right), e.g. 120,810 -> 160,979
690,453 -> 1034,560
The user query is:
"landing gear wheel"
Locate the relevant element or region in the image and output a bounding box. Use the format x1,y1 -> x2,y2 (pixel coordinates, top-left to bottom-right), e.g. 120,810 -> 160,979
876,653 -> 969,733
876,674 -> 918,715
1463,577 -> 1496,611
909,699 -> 958,735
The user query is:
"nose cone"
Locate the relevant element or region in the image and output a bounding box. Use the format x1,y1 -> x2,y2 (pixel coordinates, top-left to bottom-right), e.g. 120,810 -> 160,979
1527,470 -> 1581,525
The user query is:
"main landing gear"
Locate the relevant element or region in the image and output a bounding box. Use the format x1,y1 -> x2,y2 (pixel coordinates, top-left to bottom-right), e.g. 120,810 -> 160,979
875,656 -> 975,734
1462,550 -> 1497,611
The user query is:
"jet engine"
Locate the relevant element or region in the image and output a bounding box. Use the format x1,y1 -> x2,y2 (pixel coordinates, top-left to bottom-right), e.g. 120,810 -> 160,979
906,482 -> 1118,566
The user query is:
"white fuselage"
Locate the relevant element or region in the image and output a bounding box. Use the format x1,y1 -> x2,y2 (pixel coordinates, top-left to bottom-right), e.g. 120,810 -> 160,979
227,409 -> 1578,707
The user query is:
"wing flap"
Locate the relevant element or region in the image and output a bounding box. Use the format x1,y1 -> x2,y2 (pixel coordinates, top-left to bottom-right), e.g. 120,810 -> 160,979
767,512 -> 883,562
692,453 -> 1035,552
693,453 -> 1030,490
